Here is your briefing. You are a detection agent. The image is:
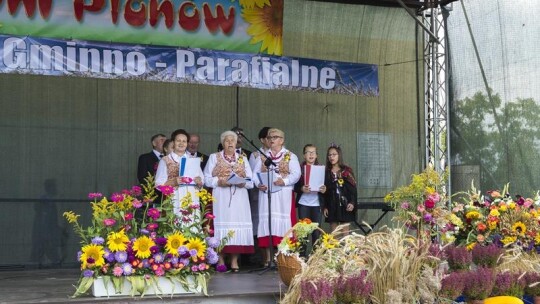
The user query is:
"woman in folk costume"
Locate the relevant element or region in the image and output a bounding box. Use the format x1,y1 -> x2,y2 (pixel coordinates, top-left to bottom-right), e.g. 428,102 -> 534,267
203,131 -> 254,272
155,129 -> 204,217
253,128 -> 301,266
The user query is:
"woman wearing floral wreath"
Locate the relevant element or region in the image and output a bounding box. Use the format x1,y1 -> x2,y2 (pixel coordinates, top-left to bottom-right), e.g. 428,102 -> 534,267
155,129 -> 204,216
203,131 -> 255,272
253,128 -> 301,266
323,144 -> 358,236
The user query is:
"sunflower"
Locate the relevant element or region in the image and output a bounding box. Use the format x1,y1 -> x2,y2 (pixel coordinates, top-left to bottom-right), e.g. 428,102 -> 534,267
241,0 -> 283,55
133,235 -> 156,259
322,234 -> 338,249
165,232 -> 187,256
80,244 -> 105,268
107,229 -> 129,252
511,221 -> 527,235
186,237 -> 207,258
239,0 -> 269,9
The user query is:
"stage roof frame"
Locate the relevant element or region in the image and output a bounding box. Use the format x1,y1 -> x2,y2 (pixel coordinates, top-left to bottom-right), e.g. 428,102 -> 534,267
309,0 -> 458,12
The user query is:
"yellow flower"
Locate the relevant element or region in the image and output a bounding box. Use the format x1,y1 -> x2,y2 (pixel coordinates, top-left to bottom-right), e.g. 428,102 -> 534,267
489,209 -> 500,217
425,186 -> 435,195
488,220 -> 497,230
186,237 -> 207,258
535,233 -> 540,245
107,229 -> 129,252
238,156 -> 244,165
80,244 -> 105,268
465,211 -> 481,220
133,236 -> 156,259
466,242 -> 477,251
63,211 -> 80,223
337,178 -> 344,187
240,0 -> 270,8
508,202 -> 516,209
511,221 -> 527,235
449,214 -> 463,227
322,234 -> 338,249
165,232 -> 187,256
501,236 -> 517,245
242,0 -> 283,55
499,204 -> 508,212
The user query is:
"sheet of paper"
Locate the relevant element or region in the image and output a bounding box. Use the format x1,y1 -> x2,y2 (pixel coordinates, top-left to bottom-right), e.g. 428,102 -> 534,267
179,157 -> 201,185
257,171 -> 282,193
305,165 -> 325,191
227,173 -> 250,185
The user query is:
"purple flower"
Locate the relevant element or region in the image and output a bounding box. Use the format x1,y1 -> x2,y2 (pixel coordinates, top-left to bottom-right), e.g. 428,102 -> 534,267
141,259 -> 150,268
206,248 -> 218,265
444,245 -> 472,271
121,263 -> 133,276
335,271 -> 373,303
440,272 -> 465,300
423,213 -> 433,223
216,264 -> 227,272
155,237 -> 167,246
91,236 -> 105,245
198,263 -> 207,271
139,229 -> 150,235
150,245 -> 160,254
472,244 -> 503,268
179,258 -> 190,267
153,253 -> 165,264
88,192 -> 103,199
205,237 -> 220,248
104,250 -> 115,263
300,279 -> 336,304
178,246 -> 188,256
77,251 -> 82,261
83,270 -> 94,277
189,249 -> 198,257
114,251 -> 128,263
169,256 -> 179,265
154,267 -> 165,276
191,265 -> 199,272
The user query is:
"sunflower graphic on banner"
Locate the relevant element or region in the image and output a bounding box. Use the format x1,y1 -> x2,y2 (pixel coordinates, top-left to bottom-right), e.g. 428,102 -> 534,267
0,0 -> 283,55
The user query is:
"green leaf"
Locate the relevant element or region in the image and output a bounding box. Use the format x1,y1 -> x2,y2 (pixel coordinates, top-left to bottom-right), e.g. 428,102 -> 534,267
71,276 -> 94,298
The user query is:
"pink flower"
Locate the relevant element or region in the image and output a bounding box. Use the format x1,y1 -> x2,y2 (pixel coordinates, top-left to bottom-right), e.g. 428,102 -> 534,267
417,204 -> 426,213
198,263 -> 207,271
124,213 -> 133,221
205,213 -> 216,219
113,266 -> 123,277
103,218 -> 116,226
131,186 -> 142,196
132,199 -> 143,209
156,185 -> 174,196
147,208 -> 160,220
111,193 -> 124,203
191,265 -> 199,272
180,177 -> 193,184
424,199 -> 436,209
147,223 -> 158,231
190,203 -> 200,209
428,193 -> 440,203
154,267 -> 165,276
423,213 -> 433,223
88,192 -> 103,199
401,202 -> 410,210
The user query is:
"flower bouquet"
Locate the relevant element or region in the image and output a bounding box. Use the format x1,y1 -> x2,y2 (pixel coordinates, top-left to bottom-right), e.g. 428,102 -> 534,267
275,218 -> 335,286
384,166 -> 454,241
451,184 -> 540,251
63,177 -> 231,297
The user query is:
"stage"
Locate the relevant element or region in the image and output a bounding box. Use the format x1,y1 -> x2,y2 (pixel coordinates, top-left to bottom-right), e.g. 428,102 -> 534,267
0,267 -> 284,304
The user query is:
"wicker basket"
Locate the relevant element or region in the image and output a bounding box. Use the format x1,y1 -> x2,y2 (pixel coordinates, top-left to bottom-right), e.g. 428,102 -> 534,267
276,252 -> 302,286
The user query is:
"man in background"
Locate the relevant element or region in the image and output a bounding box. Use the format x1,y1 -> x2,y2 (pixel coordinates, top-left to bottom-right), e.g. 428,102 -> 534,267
187,133 -> 208,170
137,133 -> 167,185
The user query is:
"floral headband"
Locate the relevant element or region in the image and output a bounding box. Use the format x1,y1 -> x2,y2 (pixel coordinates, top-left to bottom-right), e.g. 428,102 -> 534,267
329,142 -> 340,149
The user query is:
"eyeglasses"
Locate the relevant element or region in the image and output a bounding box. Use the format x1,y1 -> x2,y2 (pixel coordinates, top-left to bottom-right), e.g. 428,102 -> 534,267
266,136 -> 283,140
328,153 -> 339,157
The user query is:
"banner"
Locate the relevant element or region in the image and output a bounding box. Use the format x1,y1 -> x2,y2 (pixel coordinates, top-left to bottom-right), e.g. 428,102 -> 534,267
0,35 -> 379,96
0,0 -> 283,55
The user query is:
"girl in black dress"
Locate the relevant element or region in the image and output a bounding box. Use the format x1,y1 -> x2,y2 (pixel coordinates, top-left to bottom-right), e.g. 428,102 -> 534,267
323,145 -> 357,235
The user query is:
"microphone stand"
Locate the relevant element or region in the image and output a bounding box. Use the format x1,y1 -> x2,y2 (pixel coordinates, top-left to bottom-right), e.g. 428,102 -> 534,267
236,131 -> 278,274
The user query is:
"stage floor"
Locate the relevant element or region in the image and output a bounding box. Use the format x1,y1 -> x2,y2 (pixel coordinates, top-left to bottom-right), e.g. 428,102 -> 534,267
0,267 -> 285,304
